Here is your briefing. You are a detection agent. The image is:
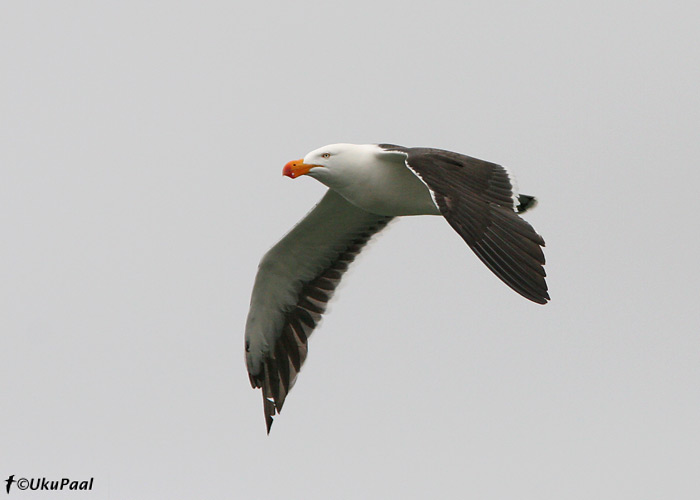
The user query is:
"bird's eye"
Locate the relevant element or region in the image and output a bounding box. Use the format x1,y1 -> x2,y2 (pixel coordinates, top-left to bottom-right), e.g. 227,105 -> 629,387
322,153 -> 331,159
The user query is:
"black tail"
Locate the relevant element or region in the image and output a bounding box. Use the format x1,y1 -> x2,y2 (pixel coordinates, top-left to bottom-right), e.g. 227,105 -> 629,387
516,194 -> 538,214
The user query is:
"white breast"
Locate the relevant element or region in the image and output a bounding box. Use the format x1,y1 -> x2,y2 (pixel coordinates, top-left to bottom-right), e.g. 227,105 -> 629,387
337,154 -> 441,216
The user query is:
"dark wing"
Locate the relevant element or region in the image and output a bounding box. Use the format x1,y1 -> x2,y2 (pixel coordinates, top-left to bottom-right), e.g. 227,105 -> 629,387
245,189 -> 393,433
380,145 -> 549,304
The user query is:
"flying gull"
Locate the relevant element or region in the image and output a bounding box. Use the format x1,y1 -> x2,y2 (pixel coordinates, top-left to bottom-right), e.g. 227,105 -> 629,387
245,143 -> 548,432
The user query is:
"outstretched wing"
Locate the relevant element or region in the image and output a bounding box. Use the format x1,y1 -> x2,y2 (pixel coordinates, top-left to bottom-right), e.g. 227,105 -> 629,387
245,189 -> 393,433
380,145 -> 549,304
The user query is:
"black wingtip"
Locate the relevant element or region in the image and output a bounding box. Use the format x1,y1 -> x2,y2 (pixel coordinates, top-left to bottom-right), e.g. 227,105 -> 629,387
263,395 -> 276,435
533,293 -> 550,305
530,286 -> 551,305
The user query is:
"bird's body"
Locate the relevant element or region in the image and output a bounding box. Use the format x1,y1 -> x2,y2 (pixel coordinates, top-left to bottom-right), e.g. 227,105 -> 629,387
246,143 -> 548,432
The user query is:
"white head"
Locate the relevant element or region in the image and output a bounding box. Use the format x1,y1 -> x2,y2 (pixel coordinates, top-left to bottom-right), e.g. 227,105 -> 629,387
283,143 -> 381,190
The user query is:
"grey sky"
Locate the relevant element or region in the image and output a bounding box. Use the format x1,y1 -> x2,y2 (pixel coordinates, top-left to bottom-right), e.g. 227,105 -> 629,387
2,1 -> 699,499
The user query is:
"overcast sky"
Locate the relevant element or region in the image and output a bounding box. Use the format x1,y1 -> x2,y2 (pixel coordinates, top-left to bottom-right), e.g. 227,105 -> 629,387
2,1 -> 699,499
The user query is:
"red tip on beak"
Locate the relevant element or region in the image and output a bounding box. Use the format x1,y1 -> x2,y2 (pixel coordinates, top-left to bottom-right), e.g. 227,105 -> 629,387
283,159 -> 314,178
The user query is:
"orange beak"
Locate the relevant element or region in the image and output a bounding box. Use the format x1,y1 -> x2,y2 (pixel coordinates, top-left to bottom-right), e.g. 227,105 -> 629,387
283,159 -> 320,179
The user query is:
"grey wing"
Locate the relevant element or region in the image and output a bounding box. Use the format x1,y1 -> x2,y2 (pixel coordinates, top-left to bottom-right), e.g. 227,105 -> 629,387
396,147 -> 549,304
245,189 -> 393,433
